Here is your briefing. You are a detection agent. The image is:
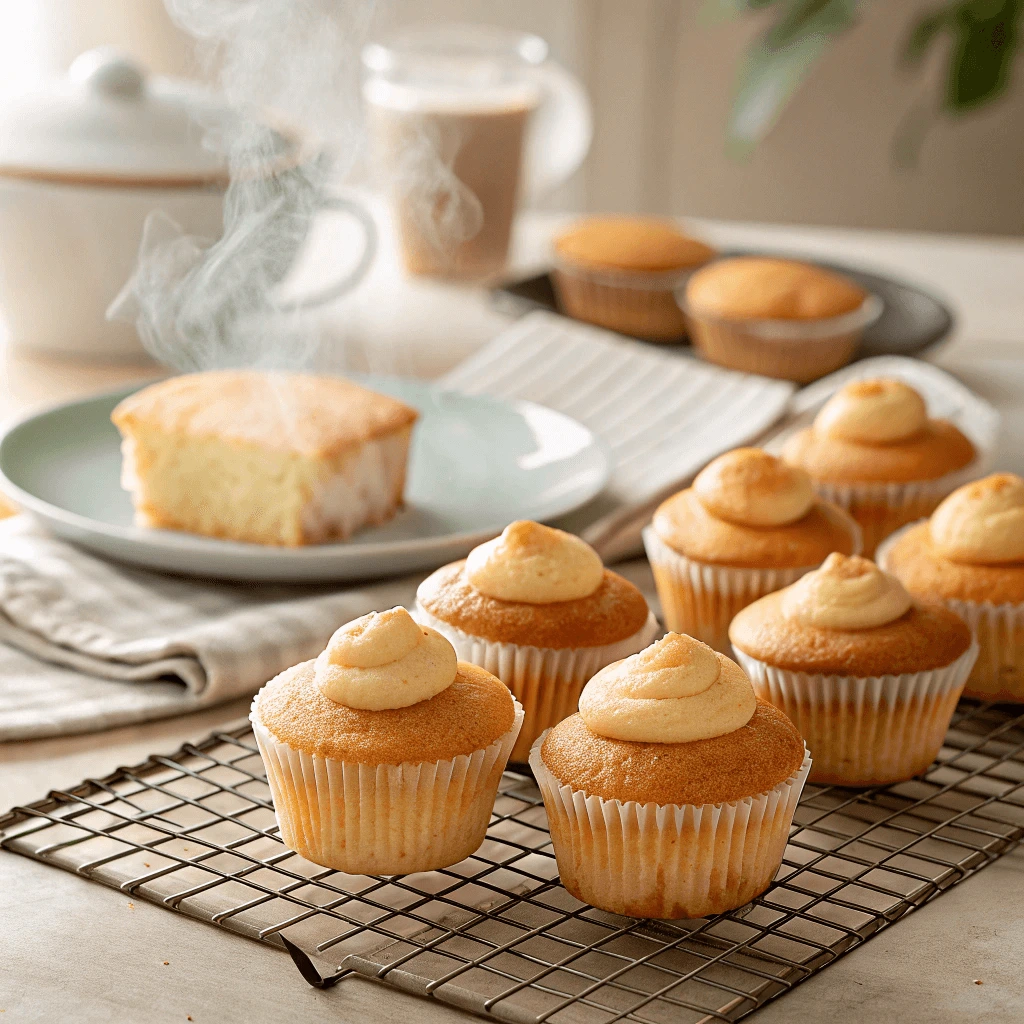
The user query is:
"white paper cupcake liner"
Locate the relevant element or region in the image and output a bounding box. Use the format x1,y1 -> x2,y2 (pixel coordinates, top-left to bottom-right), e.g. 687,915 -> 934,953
250,695 -> 523,875
642,527 -> 824,655
734,641 -> 978,786
530,733 -> 811,919
412,605 -> 660,762
878,525 -> 1024,702
810,449 -> 994,557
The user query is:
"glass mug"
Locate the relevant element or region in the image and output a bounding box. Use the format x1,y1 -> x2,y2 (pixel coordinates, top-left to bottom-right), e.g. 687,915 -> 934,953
362,24 -> 592,282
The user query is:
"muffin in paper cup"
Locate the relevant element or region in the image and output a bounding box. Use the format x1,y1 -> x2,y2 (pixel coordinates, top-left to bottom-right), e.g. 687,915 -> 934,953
415,521 -> 659,763
551,216 -> 716,342
252,695 -> 523,875
730,553 -> 977,787
529,632 -> 810,919
781,378 -> 991,557
250,607 -> 523,875
733,643 -> 976,786
877,479 -> 1024,702
643,448 -> 861,654
414,603 -> 659,763
531,735 -> 810,919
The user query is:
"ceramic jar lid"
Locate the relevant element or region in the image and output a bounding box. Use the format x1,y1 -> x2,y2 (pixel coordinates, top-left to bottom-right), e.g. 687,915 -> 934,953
0,47 -> 238,188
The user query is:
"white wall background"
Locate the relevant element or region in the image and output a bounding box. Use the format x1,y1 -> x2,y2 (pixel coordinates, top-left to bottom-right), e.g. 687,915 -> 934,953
3,0 -> 1021,234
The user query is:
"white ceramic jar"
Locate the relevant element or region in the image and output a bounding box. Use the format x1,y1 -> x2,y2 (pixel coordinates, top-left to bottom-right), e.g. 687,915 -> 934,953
0,48 -> 375,361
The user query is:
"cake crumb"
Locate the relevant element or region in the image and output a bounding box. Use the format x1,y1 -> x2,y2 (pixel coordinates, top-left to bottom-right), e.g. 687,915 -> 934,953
974,979 -> 983,985
163,961 -> 170,966
187,1017 -> 193,1021
144,862 -> 151,868
127,902 -> 135,910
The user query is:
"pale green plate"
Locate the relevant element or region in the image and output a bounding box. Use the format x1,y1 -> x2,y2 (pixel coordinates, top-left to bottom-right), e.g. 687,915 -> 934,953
0,375 -> 610,582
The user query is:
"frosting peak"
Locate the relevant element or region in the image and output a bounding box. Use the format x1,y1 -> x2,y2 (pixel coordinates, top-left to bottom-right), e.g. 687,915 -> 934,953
314,607 -> 457,710
578,633 -> 756,744
694,448 -> 814,527
930,473 -> 1024,565
781,553 -> 911,630
814,379 -> 927,444
465,521 -> 604,604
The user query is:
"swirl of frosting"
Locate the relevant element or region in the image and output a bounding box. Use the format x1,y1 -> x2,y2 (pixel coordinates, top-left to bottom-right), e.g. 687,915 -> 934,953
693,448 -> 814,527
781,553 -> 911,629
578,633 -> 756,743
314,607 -> 457,710
465,521 -> 604,604
814,379 -> 927,444
930,473 -> 1024,565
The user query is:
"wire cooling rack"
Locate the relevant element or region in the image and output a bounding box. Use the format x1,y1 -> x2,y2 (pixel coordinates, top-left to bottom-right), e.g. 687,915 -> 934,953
4,699 -> 1024,1024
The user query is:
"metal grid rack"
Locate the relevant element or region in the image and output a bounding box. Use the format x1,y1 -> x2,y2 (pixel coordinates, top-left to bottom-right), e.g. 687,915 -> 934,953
4,699 -> 1024,1023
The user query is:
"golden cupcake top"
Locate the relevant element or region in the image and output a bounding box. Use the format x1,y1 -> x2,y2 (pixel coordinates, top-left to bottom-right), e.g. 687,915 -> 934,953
684,257 -> 867,322
814,379 -> 927,444
781,379 -> 976,484
651,449 -> 858,569
929,473 -> 1024,565
464,520 -> 604,604
553,216 -> 716,273
693,448 -> 814,527
579,633 -> 756,744
314,607 -> 457,710
779,553 -> 911,630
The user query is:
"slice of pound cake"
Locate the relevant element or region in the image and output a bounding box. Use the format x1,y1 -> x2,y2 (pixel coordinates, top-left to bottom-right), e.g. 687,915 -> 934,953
112,371 -> 418,546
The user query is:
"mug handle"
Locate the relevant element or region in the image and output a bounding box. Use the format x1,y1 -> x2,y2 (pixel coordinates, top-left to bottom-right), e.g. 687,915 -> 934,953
522,61 -> 593,203
276,194 -> 378,312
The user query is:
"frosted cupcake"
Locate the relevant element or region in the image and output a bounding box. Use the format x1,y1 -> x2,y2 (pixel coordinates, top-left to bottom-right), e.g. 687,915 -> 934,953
782,379 -> 980,556
251,607 -> 523,874
643,448 -> 859,653
879,473 -> 1024,702
530,633 -> 809,919
730,554 -> 976,786
415,521 -> 659,762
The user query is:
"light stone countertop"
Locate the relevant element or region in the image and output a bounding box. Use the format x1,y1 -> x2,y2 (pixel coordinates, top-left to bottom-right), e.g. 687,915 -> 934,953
3,211 -> 1024,1022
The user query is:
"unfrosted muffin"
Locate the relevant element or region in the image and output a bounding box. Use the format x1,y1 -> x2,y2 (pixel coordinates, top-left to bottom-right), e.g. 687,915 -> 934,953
552,216 -> 716,341
643,448 -> 859,652
730,553 -> 976,786
783,378 -> 980,556
530,632 -> 809,919
879,473 -> 1024,701
251,607 -> 522,874
414,521 -> 659,762
680,257 -> 877,382
112,371 -> 418,546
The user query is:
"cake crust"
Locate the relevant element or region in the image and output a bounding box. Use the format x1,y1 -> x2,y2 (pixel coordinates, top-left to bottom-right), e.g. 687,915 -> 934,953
883,522 -> 1024,606
782,419 -> 975,484
554,217 -> 715,272
112,371 -> 419,458
416,562 -> 652,648
540,701 -> 804,806
651,490 -> 857,569
729,590 -> 972,676
255,660 -> 515,765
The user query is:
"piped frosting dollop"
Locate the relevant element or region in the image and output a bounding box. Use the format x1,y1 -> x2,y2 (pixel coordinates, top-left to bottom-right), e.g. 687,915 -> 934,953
314,607 -> 457,710
781,553 -> 911,630
930,473 -> 1024,565
578,633 -> 756,743
465,521 -> 604,604
814,379 -> 927,444
693,448 -> 814,527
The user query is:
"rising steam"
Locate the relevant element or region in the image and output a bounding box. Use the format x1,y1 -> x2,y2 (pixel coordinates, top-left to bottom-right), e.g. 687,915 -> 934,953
111,0 -> 376,371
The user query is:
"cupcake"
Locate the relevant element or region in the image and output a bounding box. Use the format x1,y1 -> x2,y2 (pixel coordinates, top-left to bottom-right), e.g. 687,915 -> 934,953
643,447 -> 860,653
730,553 -> 977,786
680,257 -> 879,382
414,521 -> 659,763
251,606 -> 523,874
552,216 -> 716,342
878,473 -> 1024,702
782,378 -> 981,556
529,632 -> 810,919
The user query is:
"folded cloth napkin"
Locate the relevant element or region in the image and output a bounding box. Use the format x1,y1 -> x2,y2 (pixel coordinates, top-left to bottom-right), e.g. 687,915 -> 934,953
0,516 -> 422,741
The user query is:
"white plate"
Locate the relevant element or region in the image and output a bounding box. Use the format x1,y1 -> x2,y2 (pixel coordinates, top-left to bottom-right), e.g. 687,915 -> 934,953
0,375 -> 610,582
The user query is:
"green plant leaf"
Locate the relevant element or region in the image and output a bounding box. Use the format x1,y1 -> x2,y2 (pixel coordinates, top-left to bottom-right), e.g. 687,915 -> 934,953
727,0 -> 861,151
948,0 -> 1021,108
903,6 -> 957,63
